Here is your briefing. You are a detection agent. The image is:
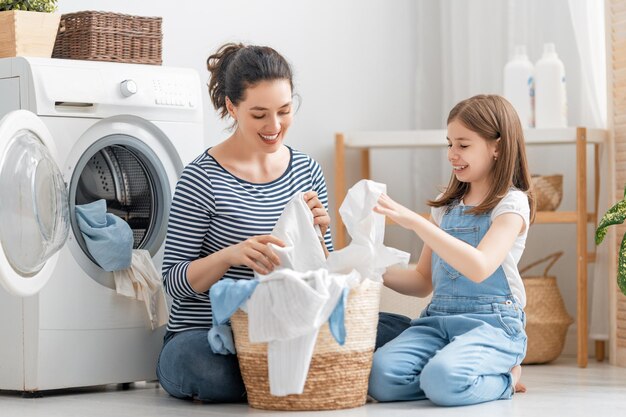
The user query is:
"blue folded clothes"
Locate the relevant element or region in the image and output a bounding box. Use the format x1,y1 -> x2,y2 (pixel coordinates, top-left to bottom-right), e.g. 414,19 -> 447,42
75,200 -> 133,272
207,278 -> 349,354
208,278 -> 260,355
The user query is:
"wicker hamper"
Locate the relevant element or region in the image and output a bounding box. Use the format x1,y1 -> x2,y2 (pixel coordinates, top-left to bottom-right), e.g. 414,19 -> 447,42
531,174 -> 563,211
230,279 -> 381,411
52,11 -> 162,65
520,252 -> 574,364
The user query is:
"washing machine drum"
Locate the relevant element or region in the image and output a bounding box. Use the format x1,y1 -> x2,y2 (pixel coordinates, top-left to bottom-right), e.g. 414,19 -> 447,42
75,145 -> 155,249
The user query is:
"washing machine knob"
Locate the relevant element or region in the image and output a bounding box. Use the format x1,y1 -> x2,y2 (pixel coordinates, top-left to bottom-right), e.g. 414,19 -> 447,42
120,80 -> 138,97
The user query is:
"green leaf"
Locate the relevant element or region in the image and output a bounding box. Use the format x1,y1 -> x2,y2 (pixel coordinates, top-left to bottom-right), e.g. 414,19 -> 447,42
0,0 -> 57,12
595,199 -> 626,244
619,234 -> 626,296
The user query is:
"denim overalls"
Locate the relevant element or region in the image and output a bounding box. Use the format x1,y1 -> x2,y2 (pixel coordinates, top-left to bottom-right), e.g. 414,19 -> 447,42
369,204 -> 527,406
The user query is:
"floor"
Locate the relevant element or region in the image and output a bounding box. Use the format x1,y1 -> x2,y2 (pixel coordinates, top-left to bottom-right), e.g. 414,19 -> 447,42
2,357 -> 626,417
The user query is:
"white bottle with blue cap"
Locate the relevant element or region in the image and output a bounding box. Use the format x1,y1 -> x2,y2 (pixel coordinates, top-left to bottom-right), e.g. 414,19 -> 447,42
535,43 -> 567,128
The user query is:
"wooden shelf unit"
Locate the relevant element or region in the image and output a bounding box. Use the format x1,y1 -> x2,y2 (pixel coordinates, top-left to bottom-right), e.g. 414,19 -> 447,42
334,127 -> 608,368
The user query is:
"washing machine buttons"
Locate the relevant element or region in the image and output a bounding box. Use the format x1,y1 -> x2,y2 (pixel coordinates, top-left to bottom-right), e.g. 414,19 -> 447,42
120,80 -> 138,97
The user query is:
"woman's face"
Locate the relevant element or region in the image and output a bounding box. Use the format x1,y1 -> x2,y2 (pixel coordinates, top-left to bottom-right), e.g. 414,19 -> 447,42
228,79 -> 293,153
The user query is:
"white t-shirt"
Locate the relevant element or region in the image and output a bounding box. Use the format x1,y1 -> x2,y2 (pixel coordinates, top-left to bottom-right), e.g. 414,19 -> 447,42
430,189 -> 530,307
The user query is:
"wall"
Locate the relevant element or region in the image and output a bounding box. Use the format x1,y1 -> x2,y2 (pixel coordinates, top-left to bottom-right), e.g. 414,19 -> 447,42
409,0 -> 605,357
55,1 -> 605,357
57,0 -> 418,232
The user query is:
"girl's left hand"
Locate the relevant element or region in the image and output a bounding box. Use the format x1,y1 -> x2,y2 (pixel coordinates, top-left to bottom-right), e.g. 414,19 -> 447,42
304,191 -> 330,236
373,193 -> 420,230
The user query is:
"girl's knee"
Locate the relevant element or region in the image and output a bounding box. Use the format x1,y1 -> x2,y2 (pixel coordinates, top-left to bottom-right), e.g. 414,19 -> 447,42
421,358 -> 463,406
368,352 -> 400,401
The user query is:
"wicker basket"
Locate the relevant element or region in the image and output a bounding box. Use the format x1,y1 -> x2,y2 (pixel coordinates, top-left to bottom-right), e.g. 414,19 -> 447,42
52,11 -> 162,65
230,279 -> 381,411
531,174 -> 563,211
520,252 -> 573,364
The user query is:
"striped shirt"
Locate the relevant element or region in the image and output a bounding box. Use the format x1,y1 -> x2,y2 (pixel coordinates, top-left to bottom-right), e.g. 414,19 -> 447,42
162,146 -> 333,333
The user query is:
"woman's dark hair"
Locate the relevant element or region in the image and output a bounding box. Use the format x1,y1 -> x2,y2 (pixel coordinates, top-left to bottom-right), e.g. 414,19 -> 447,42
207,43 -> 294,119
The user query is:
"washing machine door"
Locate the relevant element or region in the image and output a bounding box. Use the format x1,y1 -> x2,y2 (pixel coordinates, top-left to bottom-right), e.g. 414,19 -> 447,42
0,110 -> 70,297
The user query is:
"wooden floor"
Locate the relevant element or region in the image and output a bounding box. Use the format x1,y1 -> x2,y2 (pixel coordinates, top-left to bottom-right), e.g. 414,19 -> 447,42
2,357 -> 626,417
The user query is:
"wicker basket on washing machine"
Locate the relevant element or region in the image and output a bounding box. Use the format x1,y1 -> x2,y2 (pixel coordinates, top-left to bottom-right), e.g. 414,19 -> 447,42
520,252 -> 574,364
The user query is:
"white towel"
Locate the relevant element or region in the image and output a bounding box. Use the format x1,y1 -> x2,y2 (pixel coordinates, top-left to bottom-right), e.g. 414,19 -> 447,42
247,268 -> 357,396
112,249 -> 168,330
327,180 -> 411,280
244,184 -> 409,396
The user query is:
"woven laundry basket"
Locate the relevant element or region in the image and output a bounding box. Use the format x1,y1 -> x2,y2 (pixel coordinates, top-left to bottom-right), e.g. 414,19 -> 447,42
531,174 -> 563,211
52,11 -> 162,65
520,252 -> 573,364
230,279 -> 381,411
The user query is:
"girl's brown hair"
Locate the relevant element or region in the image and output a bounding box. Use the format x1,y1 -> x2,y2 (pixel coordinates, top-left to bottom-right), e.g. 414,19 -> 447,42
428,94 -> 536,221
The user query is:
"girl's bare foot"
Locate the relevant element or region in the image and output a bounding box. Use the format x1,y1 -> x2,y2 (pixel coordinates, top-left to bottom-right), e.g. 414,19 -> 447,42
511,365 -> 527,393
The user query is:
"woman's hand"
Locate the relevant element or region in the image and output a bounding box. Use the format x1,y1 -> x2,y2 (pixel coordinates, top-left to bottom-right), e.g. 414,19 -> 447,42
304,191 -> 330,236
373,193 -> 421,231
223,235 -> 285,275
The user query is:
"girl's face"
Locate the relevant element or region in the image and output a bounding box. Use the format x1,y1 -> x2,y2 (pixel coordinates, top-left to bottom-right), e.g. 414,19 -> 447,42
446,119 -> 499,185
227,79 -> 293,153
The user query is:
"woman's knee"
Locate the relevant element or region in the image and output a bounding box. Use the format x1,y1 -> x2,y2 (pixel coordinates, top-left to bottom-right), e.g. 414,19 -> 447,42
376,312 -> 411,350
156,331 -> 246,402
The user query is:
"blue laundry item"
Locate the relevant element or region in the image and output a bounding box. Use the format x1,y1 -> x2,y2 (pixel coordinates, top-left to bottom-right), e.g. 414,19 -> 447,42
208,278 -> 259,355
328,287 -> 350,345
75,200 -> 133,272
207,324 -> 236,355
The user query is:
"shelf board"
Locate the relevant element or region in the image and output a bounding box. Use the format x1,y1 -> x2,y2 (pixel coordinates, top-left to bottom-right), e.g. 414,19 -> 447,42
533,211 -> 595,224
386,211 -> 595,225
341,128 -> 608,148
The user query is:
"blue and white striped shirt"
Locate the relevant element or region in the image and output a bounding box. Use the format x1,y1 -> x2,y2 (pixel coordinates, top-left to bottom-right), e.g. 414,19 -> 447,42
162,146 -> 333,332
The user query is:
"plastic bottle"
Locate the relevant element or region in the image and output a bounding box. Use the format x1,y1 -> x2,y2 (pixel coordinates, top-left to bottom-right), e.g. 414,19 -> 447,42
503,45 -> 535,128
534,43 -> 567,128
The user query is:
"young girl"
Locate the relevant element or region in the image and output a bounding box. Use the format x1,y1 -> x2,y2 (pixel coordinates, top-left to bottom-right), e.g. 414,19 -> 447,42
368,95 -> 535,406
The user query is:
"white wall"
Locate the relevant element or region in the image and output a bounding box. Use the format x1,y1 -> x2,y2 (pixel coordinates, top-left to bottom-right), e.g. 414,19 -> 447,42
57,0 -> 418,232
410,0 -> 604,357
55,1 -> 602,358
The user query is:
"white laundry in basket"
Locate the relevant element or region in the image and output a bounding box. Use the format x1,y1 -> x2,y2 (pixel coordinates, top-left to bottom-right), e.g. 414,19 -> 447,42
245,180 -> 409,396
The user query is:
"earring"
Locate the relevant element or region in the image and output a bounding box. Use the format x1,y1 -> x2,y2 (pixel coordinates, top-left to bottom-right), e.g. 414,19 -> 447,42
493,155 -> 498,161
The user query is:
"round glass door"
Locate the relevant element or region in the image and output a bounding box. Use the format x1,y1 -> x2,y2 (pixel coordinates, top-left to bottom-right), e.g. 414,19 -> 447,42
0,110 -> 69,297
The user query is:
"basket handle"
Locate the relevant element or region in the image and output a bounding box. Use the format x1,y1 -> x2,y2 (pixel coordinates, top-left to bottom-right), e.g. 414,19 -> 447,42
519,251 -> 563,276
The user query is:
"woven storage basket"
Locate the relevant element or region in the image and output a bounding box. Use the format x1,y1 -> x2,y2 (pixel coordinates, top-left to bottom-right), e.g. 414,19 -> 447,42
520,252 -> 573,364
52,11 -> 162,65
230,279 -> 381,411
531,174 -> 563,211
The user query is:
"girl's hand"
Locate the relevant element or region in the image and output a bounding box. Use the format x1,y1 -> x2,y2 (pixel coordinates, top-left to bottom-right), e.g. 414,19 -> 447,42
304,191 -> 330,236
373,193 -> 420,230
224,235 -> 285,275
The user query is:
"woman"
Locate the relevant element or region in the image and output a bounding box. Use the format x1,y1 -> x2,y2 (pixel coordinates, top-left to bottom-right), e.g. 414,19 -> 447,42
156,43 -> 332,403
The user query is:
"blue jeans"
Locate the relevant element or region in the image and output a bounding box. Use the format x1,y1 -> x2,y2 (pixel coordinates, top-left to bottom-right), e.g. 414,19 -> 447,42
369,308 -> 526,406
156,313 -> 409,403
376,312 -> 412,349
156,329 -> 247,403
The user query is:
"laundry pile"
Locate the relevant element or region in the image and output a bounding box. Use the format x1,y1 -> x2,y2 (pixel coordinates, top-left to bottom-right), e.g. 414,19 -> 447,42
75,200 -> 168,330
209,180 -> 409,396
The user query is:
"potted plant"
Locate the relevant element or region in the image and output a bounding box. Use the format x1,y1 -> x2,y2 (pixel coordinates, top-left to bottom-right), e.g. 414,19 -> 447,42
0,0 -> 60,59
595,185 -> 626,295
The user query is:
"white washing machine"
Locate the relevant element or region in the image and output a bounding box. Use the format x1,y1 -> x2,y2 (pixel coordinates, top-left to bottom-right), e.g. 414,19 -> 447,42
0,57 -> 204,392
